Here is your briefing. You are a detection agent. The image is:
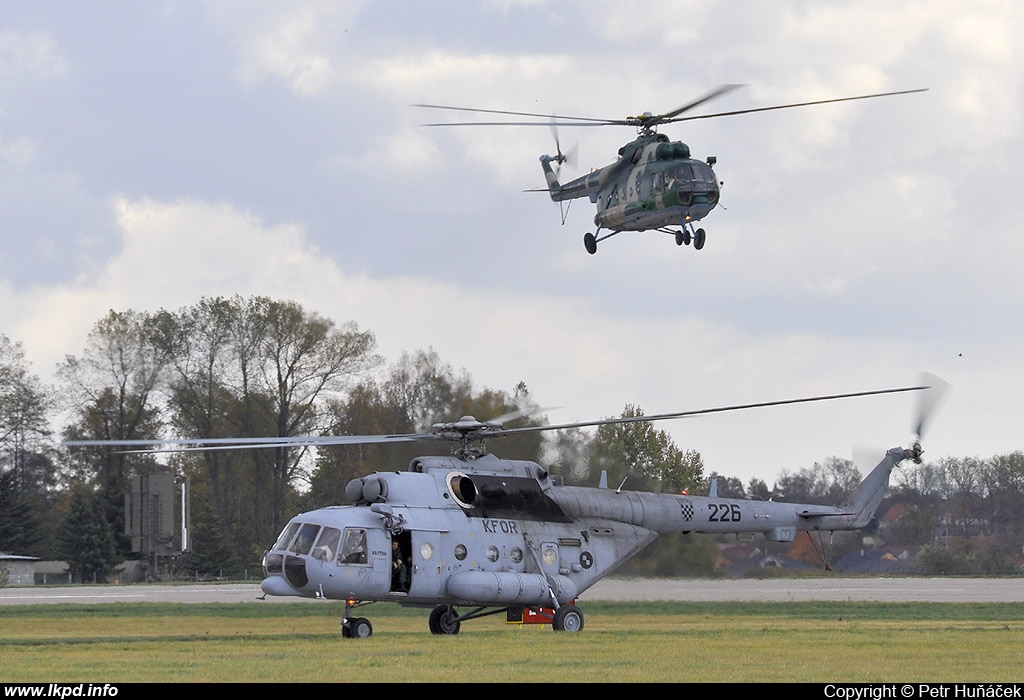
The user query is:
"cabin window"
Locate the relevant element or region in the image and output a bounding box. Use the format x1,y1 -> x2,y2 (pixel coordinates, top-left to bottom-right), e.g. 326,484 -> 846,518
339,528 -> 368,564
273,522 -> 300,551
486,545 -> 499,562
454,543 -> 468,561
653,173 -> 664,194
290,523 -> 321,555
312,526 -> 341,562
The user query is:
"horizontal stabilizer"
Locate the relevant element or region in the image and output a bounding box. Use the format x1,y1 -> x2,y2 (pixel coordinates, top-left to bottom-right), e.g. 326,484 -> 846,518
798,509 -> 856,519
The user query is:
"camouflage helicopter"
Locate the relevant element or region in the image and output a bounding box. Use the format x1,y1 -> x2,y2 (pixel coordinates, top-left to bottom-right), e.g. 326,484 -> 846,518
69,375 -> 947,637
416,86 -> 927,254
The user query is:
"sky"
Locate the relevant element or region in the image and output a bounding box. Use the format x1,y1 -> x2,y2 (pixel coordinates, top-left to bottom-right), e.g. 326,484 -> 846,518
1,1 -> 1022,486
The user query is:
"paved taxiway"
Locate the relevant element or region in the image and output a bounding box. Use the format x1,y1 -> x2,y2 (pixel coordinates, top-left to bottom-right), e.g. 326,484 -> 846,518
1,577 -> 1021,605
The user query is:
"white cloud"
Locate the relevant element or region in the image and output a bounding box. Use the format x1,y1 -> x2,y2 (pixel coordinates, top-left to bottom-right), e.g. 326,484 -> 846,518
0,31 -> 67,78
2,195 -> 958,481
207,1 -> 367,95
3,1 -> 1024,487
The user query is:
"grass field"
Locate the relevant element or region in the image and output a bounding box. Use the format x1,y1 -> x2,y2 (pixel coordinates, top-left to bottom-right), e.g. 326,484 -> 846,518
2,600 -> 1022,683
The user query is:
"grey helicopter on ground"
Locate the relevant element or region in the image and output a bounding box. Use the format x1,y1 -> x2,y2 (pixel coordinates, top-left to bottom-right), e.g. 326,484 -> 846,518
68,375 -> 947,638
416,86 -> 927,255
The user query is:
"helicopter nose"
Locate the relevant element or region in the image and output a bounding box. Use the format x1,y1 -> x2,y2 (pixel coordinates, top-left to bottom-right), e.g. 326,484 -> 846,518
261,574 -> 304,597
282,554 -> 309,589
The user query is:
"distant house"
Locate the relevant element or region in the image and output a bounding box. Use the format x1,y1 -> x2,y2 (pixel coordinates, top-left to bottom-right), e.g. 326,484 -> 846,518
722,552 -> 818,575
835,547 -> 916,574
0,553 -> 41,586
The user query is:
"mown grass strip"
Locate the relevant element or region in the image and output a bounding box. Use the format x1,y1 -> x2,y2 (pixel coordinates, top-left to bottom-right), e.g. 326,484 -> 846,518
1,601 -> 1022,683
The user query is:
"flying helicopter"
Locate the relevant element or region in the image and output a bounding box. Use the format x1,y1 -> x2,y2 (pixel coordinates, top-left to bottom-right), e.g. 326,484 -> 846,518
66,375 -> 948,637
416,86 -> 927,254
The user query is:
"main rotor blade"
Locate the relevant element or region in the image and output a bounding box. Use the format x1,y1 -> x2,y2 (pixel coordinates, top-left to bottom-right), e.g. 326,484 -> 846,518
63,432 -> 442,453
494,385 -> 928,437
657,84 -> 744,120
662,88 -> 928,124
414,103 -> 618,126
63,385 -> 930,453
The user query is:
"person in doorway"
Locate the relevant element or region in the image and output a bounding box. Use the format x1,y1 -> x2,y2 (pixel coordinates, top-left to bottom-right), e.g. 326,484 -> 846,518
391,540 -> 408,592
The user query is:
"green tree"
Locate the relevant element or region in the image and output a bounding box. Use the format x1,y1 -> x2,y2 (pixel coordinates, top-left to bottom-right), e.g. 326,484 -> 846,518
0,335 -> 56,557
0,334 -> 55,494
247,298 -> 379,536
307,351 -> 544,509
59,310 -> 170,486
588,404 -> 703,493
915,541 -> 977,575
59,485 -> 118,583
59,311 -> 170,561
775,457 -> 860,505
889,504 -> 940,545
936,455 -> 984,537
618,533 -> 718,577
984,452 -> 1024,535
0,469 -> 43,555
705,471 -> 746,498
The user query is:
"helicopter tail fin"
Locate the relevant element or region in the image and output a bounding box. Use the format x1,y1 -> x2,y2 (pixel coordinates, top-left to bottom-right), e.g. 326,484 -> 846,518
840,447 -> 913,528
539,154 -> 563,199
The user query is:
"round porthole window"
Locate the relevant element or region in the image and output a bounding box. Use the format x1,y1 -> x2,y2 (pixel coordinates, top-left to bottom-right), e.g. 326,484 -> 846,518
510,547 -> 523,564
486,545 -> 499,562
420,541 -> 435,560
454,543 -> 467,561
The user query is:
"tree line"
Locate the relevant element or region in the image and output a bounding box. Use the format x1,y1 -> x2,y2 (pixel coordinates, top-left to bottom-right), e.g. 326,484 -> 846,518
1,296 -> 1022,580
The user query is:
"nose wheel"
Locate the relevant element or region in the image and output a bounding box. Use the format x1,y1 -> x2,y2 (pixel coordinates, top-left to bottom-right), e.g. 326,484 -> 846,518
341,598 -> 374,638
342,616 -> 373,638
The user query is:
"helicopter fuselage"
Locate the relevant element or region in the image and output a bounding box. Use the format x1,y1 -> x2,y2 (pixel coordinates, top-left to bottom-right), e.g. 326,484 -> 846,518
542,133 -> 720,234
260,446 -> 909,610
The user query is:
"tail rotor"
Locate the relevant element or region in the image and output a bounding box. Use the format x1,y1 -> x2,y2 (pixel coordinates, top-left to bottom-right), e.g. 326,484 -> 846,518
907,372 -> 950,463
548,118 -> 577,176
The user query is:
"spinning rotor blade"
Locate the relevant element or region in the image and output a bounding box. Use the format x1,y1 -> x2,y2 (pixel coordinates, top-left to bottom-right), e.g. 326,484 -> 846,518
655,84 -> 744,121
548,119 -> 578,174
494,384 -> 928,438
415,87 -> 925,131
662,88 -> 928,125
912,371 -> 950,441
64,385 -> 928,454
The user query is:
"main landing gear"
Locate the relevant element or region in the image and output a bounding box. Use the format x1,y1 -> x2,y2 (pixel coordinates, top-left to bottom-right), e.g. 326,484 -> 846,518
675,226 -> 706,250
427,603 -> 585,634
339,600 -> 586,638
583,226 -> 706,254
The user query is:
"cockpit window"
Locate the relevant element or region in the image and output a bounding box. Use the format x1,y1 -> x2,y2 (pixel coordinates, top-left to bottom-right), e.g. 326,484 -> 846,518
339,528 -> 368,565
312,526 -> 341,562
273,522 -> 300,551
693,163 -> 716,184
289,523 -> 321,555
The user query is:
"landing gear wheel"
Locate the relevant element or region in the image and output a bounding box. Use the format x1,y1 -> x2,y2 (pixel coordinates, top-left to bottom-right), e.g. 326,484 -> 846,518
584,232 -> 597,255
342,617 -> 373,638
675,230 -> 690,246
552,604 -> 584,632
428,605 -> 461,635
694,228 -> 706,250
351,617 -> 373,638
